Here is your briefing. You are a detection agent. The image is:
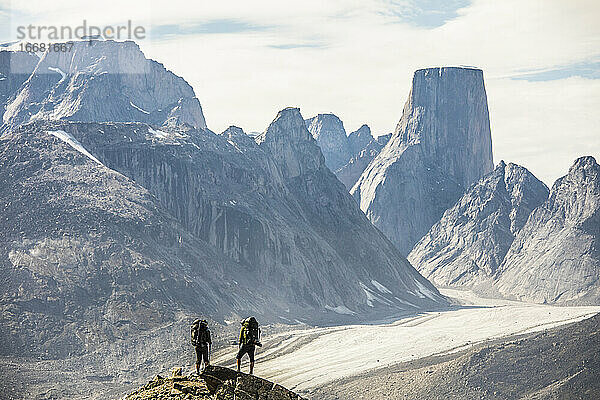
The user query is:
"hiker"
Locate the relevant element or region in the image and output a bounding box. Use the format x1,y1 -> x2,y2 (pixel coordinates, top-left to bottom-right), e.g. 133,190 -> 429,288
191,319 -> 212,374
237,316 -> 262,375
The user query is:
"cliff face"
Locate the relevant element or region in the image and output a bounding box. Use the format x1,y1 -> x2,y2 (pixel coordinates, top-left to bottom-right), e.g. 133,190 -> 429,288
2,40 -> 206,129
496,156 -> 600,304
408,161 -> 549,287
0,51 -> 39,122
352,67 -> 494,255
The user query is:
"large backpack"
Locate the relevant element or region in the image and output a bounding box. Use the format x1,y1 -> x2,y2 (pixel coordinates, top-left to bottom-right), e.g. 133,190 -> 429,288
191,319 -> 209,346
242,317 -> 260,345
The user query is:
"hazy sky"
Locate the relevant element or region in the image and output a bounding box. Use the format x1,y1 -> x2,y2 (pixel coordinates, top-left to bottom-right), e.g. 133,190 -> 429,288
1,0 -> 598,185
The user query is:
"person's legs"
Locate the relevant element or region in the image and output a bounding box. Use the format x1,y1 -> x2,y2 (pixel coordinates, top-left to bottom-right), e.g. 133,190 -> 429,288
248,345 -> 255,375
200,347 -> 209,373
236,345 -> 246,372
195,346 -> 201,374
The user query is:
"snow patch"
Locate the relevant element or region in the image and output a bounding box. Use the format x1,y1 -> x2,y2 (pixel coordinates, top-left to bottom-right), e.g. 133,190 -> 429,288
325,305 -> 356,315
47,130 -> 102,165
414,279 -> 438,301
371,279 -> 392,294
148,127 -> 168,139
360,282 -> 393,307
130,101 -> 150,114
47,66 -> 66,81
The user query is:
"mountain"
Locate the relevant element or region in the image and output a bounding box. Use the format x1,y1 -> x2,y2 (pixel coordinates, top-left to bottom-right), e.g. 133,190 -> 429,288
408,161 -> 549,287
124,366 -> 305,400
305,113 -> 351,171
351,67 -> 494,255
2,40 -> 206,129
347,124 -> 374,156
495,156 -> 600,304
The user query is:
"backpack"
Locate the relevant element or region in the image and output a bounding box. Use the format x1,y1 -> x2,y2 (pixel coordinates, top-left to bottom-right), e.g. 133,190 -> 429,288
241,317 -> 260,345
191,319 -> 209,346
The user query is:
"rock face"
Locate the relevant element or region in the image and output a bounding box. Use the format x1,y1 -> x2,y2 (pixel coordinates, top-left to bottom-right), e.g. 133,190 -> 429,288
305,113 -> 351,171
352,67 -> 494,255
336,133 -> 390,190
125,366 -> 305,400
2,40 -> 206,129
495,156 -> 600,304
409,161 -> 549,287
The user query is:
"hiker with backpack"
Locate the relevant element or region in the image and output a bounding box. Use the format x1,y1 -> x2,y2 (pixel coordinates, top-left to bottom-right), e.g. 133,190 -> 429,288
191,319 -> 212,374
237,316 -> 262,375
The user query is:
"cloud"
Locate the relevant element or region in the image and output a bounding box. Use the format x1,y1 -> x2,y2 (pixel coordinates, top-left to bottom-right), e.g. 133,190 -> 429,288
510,61 -> 600,81
150,19 -> 274,40
382,0 -> 471,28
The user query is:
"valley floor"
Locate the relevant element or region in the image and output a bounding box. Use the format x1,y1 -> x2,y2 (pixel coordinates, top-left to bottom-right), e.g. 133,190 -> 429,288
212,289 -> 600,398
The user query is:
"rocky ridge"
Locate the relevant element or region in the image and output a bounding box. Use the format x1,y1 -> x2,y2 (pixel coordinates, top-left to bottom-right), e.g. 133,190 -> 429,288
409,161 -> 549,287
495,156 -> 600,304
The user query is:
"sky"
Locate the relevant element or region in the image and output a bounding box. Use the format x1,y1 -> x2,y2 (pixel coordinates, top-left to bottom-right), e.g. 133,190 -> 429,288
0,0 -> 598,185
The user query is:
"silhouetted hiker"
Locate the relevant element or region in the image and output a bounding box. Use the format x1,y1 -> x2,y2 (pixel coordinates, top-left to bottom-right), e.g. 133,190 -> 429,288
191,319 -> 211,374
237,316 -> 262,374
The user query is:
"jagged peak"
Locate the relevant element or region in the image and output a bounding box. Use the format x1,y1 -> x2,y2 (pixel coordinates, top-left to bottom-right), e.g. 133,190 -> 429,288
257,107 -> 324,178
349,124 -> 371,137
221,125 -> 245,136
257,107 -> 311,144
570,156 -> 599,174
305,113 -> 346,139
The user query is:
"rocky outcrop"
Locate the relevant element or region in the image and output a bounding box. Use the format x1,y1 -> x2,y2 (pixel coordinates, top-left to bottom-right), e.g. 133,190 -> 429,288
408,161 -> 549,287
125,366 -> 305,400
495,156 -> 600,304
2,40 -> 206,129
305,113 -> 351,171
352,67 -> 494,255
